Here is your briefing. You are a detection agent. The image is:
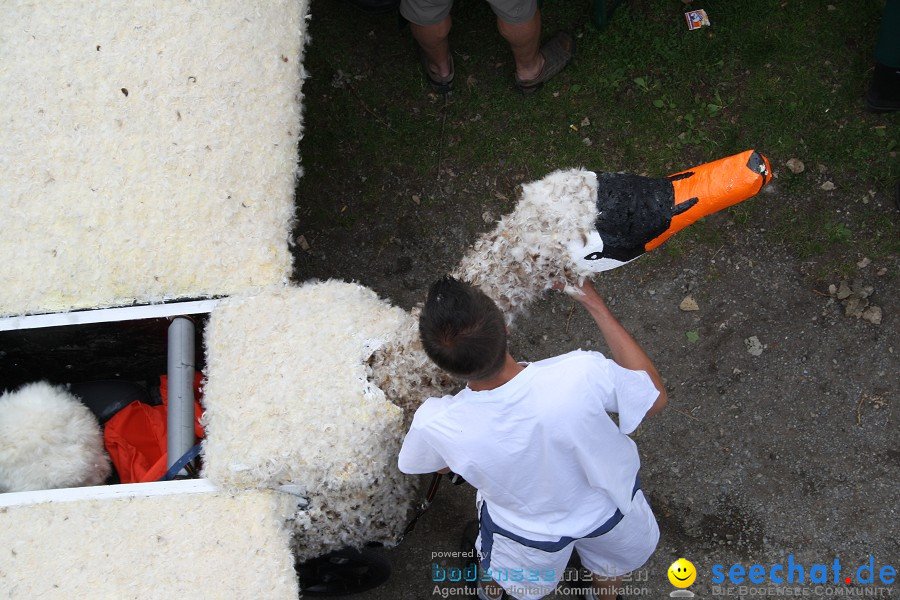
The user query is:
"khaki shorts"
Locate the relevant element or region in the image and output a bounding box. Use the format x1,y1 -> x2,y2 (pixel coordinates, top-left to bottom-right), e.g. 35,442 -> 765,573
400,0 -> 537,26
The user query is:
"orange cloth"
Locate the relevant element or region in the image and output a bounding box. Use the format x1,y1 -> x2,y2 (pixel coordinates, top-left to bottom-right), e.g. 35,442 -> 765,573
159,373 -> 206,440
103,373 -> 204,483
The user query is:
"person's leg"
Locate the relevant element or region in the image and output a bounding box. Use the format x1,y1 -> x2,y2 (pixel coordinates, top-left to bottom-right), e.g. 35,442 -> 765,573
491,0 -> 573,93
587,574 -> 623,600
874,0 -> 900,69
866,0 -> 900,112
496,10 -> 543,82
400,0 -> 455,91
410,15 -> 453,80
475,526 -> 571,599
575,491 -> 659,600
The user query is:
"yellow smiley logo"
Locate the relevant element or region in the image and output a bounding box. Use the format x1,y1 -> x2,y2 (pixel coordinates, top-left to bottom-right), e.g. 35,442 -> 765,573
668,558 -> 697,588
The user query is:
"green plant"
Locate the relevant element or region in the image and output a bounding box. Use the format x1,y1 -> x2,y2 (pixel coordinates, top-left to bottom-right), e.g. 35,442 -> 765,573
294,0 -> 899,284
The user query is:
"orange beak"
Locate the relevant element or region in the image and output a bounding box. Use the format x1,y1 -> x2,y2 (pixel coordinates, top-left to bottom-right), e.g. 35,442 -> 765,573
644,150 -> 772,252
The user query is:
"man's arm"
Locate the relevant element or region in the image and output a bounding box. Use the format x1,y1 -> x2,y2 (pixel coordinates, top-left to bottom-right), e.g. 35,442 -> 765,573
569,279 -> 668,417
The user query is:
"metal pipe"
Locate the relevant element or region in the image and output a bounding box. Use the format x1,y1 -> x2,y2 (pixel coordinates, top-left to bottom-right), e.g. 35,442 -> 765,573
167,316 -> 196,470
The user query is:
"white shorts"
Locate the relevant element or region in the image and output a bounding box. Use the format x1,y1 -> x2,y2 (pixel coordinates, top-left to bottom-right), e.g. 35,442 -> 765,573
475,491 -> 659,600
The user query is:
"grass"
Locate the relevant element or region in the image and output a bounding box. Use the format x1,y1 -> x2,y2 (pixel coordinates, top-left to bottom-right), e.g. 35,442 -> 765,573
296,0 -> 898,278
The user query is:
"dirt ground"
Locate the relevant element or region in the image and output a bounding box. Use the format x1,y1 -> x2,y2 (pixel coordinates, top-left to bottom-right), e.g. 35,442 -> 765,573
291,56 -> 899,600
294,178 -> 898,599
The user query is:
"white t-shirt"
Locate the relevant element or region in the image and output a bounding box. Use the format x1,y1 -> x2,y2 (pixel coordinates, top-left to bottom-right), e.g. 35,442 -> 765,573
397,350 -> 658,539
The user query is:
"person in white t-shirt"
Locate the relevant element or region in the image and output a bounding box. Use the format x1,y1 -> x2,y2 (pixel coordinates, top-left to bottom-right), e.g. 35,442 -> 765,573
398,276 -> 667,600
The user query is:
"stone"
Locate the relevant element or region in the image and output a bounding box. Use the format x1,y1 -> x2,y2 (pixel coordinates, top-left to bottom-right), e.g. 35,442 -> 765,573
836,281 -> 852,300
844,296 -> 867,318
862,306 -> 882,325
785,158 -> 805,174
745,336 -> 764,356
679,295 -> 700,311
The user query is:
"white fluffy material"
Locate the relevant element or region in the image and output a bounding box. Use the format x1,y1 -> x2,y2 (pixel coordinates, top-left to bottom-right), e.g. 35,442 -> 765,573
0,0 -> 308,316
370,305 -> 455,418
0,489 -> 299,598
370,170 -> 604,413
201,281 -> 443,560
0,381 -> 111,493
453,169 -> 600,322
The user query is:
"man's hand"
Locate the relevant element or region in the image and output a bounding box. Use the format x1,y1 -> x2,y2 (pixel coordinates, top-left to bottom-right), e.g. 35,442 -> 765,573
565,278 -> 607,308
552,278 -> 611,311
558,278 -> 668,417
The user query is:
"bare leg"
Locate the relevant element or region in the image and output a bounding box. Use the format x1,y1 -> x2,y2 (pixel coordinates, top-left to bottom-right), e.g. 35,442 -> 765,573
591,574 -> 623,600
410,16 -> 453,79
496,10 -> 543,82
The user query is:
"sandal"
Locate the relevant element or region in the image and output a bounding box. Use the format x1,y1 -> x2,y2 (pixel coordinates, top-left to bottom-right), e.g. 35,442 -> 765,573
417,46 -> 454,94
514,31 -> 575,95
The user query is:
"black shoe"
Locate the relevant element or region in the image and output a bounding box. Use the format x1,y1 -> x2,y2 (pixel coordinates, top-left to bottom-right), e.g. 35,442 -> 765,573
866,63 -> 900,113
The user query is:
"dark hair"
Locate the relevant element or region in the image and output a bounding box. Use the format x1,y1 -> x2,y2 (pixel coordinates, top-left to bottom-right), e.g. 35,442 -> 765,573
419,276 -> 507,380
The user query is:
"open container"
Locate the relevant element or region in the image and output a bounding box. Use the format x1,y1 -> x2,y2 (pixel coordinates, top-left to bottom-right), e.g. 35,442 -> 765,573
0,2 -> 310,596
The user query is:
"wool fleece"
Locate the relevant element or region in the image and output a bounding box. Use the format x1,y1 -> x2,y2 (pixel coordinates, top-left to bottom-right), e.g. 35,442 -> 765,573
0,488 -> 300,598
201,281 -> 439,560
0,0 -> 308,316
0,381 -> 111,492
